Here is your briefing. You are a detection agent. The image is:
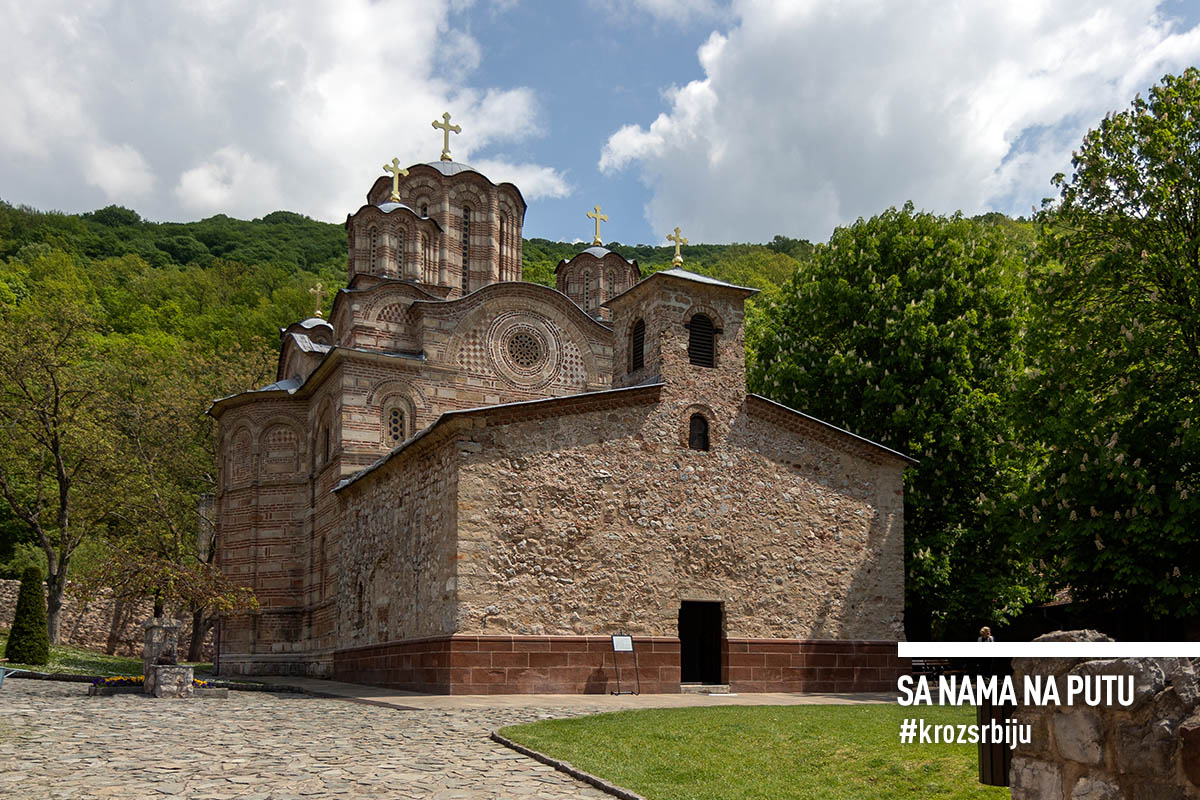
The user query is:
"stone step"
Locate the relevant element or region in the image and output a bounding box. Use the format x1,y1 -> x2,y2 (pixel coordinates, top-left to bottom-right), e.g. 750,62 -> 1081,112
680,683 -> 731,694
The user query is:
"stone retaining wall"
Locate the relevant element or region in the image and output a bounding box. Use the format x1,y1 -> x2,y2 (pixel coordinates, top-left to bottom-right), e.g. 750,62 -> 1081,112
0,579 -> 213,660
1010,630 -> 1200,799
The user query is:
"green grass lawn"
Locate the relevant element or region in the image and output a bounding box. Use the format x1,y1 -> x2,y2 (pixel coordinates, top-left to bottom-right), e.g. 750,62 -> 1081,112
500,704 -> 1009,800
0,628 -> 212,676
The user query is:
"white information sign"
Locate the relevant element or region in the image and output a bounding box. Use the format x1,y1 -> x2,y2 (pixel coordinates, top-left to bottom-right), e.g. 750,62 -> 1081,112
611,634 -> 634,653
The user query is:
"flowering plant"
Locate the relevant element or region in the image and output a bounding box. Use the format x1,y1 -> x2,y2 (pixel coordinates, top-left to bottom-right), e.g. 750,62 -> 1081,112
92,675 -> 214,688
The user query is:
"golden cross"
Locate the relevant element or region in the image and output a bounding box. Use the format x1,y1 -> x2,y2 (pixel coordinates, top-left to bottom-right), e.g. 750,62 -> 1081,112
382,158 -> 408,202
586,205 -> 608,246
309,282 -> 325,318
432,112 -> 461,162
667,226 -> 688,265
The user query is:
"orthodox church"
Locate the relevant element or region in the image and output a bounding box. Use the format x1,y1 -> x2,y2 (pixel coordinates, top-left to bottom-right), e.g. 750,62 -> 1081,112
211,115 -> 912,694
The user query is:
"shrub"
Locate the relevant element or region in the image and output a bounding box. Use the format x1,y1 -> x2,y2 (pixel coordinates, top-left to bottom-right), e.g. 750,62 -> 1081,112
5,566 -> 49,665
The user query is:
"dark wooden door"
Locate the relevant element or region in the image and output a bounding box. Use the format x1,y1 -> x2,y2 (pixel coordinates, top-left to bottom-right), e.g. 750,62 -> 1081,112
679,601 -> 723,684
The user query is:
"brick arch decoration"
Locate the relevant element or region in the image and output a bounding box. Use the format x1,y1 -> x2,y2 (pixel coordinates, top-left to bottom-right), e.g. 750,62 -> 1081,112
260,421 -> 302,475
441,286 -> 606,388
312,397 -> 336,469
367,378 -> 428,416
230,426 -> 254,485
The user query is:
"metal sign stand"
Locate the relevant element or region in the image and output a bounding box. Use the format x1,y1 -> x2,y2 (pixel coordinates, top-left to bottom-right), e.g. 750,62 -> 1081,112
610,634 -> 641,695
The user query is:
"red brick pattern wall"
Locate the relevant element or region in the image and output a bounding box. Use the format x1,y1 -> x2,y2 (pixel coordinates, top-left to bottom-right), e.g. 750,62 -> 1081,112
726,639 -> 906,693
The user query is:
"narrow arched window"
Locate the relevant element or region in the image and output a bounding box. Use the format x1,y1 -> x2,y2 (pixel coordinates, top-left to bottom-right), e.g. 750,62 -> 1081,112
396,229 -> 404,276
458,206 -> 468,281
369,226 -> 378,274
583,271 -> 591,311
420,203 -> 428,217
630,318 -> 645,371
606,270 -> 615,300
499,215 -> 507,280
321,425 -> 330,464
687,314 -> 716,367
386,407 -> 405,444
689,414 -> 709,451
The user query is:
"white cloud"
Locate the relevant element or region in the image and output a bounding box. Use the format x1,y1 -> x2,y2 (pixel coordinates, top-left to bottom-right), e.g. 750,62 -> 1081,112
175,147 -> 284,216
0,0 -> 558,222
600,0 -> 1200,242
472,159 -> 571,200
83,143 -> 156,201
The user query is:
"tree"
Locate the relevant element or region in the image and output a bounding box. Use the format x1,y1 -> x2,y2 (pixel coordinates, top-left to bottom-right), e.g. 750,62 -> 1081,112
5,566 -> 50,664
750,204 -> 1039,638
1024,69 -> 1200,628
0,249 -> 120,642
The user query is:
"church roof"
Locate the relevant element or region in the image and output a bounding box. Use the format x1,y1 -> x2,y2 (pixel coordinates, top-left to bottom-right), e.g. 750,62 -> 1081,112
747,394 -> 918,465
375,201 -> 417,214
602,267 -> 758,308
422,161 -> 476,177
285,333 -> 332,354
286,317 -> 334,332
554,245 -> 638,273
251,377 -> 303,394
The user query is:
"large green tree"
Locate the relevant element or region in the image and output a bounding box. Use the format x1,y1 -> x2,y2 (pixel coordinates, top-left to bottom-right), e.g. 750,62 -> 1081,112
751,205 -> 1038,638
0,249 -> 121,642
1024,69 -> 1200,626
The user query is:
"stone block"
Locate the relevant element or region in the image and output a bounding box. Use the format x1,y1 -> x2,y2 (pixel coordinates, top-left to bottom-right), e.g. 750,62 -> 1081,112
1115,719 -> 1178,776
1181,710 -> 1200,787
1070,775 -> 1121,800
1010,756 -> 1064,800
1054,709 -> 1105,765
147,665 -> 194,698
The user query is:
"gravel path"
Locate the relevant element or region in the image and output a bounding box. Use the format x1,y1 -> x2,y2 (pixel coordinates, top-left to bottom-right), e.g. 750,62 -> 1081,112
0,679 -> 615,800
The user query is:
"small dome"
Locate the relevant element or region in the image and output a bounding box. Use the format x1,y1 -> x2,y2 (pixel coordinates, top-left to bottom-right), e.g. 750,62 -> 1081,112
294,317 -> 334,331
423,161 -> 476,177
582,246 -> 611,258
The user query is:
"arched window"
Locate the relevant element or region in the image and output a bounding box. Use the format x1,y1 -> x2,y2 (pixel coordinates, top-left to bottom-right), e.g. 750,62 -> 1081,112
499,215 -> 507,279
462,206 -> 471,288
630,318 -> 645,371
396,229 -> 404,276
583,271 -> 591,311
322,426 -> 330,464
386,406 -> 405,444
606,270 -> 616,300
368,226 -> 378,273
687,313 -> 716,367
688,414 -> 710,451
420,203 -> 428,217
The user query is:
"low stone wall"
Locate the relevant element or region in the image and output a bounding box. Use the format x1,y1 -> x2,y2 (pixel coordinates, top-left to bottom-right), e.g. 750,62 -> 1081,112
0,579 -> 213,660
1010,630 -> 1200,799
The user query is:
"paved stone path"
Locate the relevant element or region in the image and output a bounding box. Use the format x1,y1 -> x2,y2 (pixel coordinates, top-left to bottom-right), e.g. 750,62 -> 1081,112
0,679 -> 616,800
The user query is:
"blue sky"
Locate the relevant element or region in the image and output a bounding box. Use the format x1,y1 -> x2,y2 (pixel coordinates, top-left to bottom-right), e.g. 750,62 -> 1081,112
2,1 -> 1199,247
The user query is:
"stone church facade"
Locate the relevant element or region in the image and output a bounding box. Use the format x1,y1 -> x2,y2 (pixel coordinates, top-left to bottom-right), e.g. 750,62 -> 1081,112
211,144 -> 912,694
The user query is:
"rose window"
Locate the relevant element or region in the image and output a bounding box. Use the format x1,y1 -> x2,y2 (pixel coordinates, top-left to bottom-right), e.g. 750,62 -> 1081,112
507,332 -> 543,369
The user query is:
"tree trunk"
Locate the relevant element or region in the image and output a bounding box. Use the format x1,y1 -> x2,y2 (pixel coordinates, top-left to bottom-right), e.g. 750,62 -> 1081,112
45,572 -> 64,644
188,607 -> 213,663
105,597 -> 127,655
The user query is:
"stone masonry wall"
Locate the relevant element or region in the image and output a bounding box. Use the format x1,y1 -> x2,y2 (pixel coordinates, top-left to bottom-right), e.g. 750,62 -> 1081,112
1010,630 -> 1200,799
453,393 -> 906,641
0,579 -> 213,659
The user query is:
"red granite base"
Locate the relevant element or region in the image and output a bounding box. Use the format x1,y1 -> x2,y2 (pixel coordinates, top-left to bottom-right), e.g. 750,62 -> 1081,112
725,638 -> 907,693
333,635 -> 905,694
